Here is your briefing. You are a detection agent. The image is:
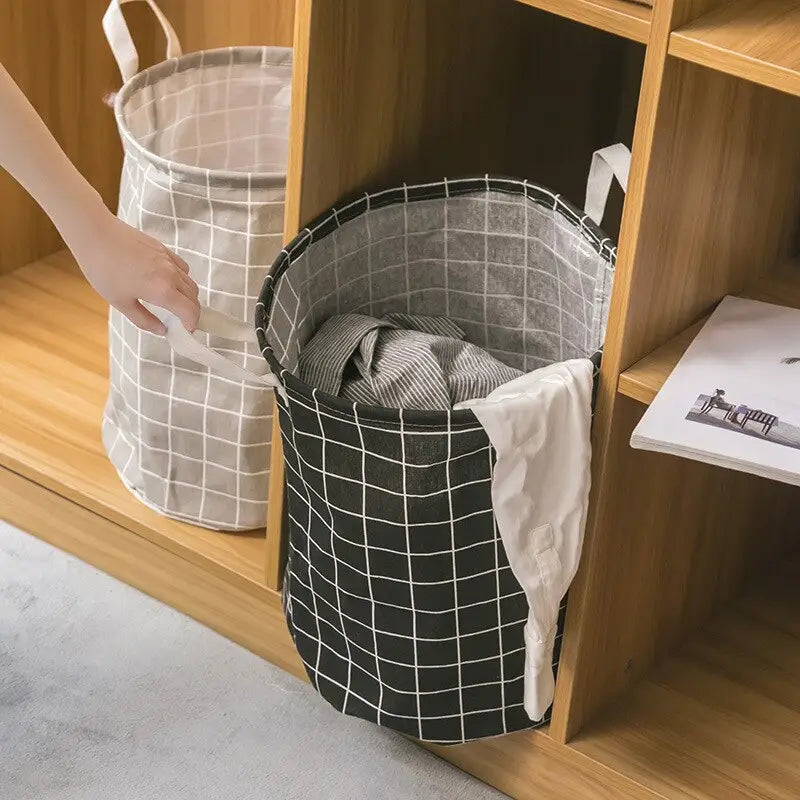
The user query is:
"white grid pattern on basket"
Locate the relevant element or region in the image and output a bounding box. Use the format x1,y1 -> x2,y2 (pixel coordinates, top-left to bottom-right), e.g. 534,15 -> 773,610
102,45 -> 291,531
278,384 -> 567,744
264,181 -> 615,386
276,382 -> 568,743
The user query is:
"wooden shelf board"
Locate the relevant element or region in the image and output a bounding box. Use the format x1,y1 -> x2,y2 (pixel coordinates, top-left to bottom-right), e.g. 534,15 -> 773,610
573,554 -> 800,800
616,320 -> 705,405
670,0 -> 800,98
618,264 -> 800,404
514,0 -> 651,44
0,251 -> 270,599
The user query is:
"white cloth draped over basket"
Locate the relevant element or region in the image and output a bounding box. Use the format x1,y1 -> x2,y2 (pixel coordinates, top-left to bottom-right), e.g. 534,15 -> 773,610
458,146 -> 629,721
100,0 -> 288,530
456,359 -> 593,720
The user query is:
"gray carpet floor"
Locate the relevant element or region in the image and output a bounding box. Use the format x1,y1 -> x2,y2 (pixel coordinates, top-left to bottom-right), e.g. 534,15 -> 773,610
0,522 -> 505,800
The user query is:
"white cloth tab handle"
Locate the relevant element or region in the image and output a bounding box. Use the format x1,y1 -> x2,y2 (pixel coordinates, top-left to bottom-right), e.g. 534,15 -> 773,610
584,143 -> 631,227
151,304 -> 279,388
103,0 -> 183,83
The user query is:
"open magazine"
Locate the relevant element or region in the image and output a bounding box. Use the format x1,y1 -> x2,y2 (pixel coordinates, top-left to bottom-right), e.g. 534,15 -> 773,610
631,295 -> 800,486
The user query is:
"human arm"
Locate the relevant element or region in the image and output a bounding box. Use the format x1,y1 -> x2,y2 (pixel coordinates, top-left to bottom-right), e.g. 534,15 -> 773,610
0,63 -> 198,334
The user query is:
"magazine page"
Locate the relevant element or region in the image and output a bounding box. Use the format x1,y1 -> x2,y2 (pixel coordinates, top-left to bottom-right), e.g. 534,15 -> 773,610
631,295 -> 800,486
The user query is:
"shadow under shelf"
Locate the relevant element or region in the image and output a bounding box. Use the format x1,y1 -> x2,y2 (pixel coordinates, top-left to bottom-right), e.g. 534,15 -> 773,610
573,549 -> 800,799
515,0 -> 651,43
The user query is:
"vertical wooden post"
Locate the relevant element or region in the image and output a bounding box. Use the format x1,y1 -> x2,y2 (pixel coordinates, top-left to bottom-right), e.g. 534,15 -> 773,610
550,0 -> 800,742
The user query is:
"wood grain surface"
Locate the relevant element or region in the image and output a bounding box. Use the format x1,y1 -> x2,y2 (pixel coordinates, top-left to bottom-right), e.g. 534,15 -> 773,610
618,261 -> 800,404
553,0 -> 800,741
574,555 -> 800,800
0,251 -> 271,598
671,0 -> 800,98
515,0 -> 651,43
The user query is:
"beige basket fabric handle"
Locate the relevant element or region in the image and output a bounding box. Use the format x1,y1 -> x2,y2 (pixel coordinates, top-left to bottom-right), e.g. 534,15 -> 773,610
102,0 -> 183,83
584,143 -> 631,226
150,304 -> 280,388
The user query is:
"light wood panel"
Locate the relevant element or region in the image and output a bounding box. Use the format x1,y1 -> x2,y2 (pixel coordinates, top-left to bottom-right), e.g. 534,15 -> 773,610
0,0 -> 294,275
515,0 -> 651,44
553,11 -> 800,739
615,62 -> 800,367
0,465 -> 305,679
265,413 -> 287,589
617,319 -> 705,403
264,0 -> 312,590
151,0 -> 294,51
565,392 -> 798,734
285,0 -> 531,227
670,0 -> 800,98
0,251 -> 271,599
504,15 -> 644,238
290,0 -> 643,224
427,727 -> 663,800
550,0 -> 681,741
0,0 -> 124,272
574,556 -> 800,800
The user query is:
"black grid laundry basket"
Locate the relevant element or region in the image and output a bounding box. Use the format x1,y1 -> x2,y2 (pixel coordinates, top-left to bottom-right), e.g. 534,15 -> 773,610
256,177 -> 616,744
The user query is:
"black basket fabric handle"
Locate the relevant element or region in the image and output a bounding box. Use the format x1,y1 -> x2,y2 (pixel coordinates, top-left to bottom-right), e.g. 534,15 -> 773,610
584,144 -> 631,226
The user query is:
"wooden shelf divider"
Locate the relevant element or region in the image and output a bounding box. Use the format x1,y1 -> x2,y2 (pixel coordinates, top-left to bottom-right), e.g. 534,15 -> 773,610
515,0 -> 651,43
670,0 -> 800,98
616,320 -> 704,405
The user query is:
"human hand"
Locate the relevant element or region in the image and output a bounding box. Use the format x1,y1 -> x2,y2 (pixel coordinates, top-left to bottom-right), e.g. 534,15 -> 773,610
66,210 -> 200,336
0,64 -> 199,335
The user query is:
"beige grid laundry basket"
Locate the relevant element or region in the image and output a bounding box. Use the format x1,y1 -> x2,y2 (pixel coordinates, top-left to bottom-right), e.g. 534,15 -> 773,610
101,0 -> 289,530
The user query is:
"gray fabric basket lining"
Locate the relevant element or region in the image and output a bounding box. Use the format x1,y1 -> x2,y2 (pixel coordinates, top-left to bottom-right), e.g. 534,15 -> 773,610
115,46 -> 292,183
266,190 -> 614,379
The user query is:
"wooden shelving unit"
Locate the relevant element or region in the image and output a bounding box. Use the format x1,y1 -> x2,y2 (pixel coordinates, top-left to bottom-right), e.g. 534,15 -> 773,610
3,1 -> 800,799
617,320 -> 704,404
670,0 -> 800,97
574,554 -> 800,800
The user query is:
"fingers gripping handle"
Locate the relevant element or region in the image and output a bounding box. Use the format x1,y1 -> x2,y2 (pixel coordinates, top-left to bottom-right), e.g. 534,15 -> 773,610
151,304 -> 280,389
103,0 -> 183,83
584,143 -> 631,227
